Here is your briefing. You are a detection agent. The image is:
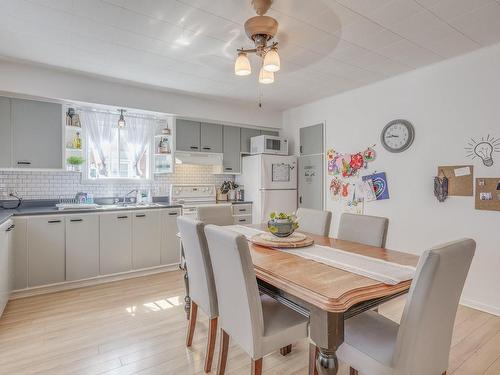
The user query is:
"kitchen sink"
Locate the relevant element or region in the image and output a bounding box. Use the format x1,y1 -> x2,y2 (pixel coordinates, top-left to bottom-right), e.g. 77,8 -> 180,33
98,203 -> 162,210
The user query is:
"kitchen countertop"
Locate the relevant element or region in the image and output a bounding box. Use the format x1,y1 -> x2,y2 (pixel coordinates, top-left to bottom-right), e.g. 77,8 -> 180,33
0,200 -> 253,225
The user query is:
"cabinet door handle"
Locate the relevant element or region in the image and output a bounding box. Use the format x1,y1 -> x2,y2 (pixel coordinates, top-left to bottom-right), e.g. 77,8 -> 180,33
70,219 -> 83,222
117,215 -> 128,219
190,146 -> 199,150
202,147 -> 211,150
168,212 -> 178,216
135,214 -> 146,218
238,209 -> 247,212
238,218 -> 246,222
17,161 -> 31,165
225,167 -> 233,171
48,220 -> 62,224
6,224 -> 15,232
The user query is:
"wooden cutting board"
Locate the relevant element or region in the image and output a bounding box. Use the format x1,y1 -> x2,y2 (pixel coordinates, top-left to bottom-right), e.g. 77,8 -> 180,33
250,232 -> 314,249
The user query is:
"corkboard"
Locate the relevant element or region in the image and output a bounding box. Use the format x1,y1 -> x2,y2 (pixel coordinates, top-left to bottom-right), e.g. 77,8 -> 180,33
475,178 -> 500,211
437,165 -> 474,196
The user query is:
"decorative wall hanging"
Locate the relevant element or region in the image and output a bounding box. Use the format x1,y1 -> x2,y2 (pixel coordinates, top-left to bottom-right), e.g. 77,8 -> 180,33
362,172 -> 390,200
434,170 -> 449,202
327,146 -> 376,178
329,177 -> 342,201
475,178 -> 500,211
465,135 -> 500,167
436,165 -> 473,197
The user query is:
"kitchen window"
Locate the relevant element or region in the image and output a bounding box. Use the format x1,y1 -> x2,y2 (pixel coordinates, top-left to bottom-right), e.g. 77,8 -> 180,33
81,110 -> 154,181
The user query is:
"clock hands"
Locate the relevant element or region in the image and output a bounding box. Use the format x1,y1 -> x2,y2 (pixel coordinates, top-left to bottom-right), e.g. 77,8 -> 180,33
386,134 -> 399,138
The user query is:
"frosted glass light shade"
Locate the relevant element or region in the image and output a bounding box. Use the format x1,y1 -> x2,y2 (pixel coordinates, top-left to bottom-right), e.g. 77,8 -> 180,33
259,67 -> 274,84
263,48 -> 280,72
234,52 -> 251,76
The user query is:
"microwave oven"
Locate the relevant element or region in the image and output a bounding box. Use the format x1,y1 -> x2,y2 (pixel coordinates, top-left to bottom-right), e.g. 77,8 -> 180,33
250,135 -> 289,155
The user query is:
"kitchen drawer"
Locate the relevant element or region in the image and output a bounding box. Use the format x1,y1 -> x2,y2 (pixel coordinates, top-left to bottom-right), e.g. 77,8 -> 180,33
233,215 -> 252,225
232,204 -> 252,216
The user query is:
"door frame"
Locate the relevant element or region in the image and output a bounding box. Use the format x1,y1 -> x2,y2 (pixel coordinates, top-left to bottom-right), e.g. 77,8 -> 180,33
298,121 -> 326,210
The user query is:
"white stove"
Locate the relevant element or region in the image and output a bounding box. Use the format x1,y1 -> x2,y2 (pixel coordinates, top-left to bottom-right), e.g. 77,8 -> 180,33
170,184 -> 217,217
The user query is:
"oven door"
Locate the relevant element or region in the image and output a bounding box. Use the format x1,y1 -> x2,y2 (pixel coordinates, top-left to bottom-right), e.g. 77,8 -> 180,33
181,206 -> 198,218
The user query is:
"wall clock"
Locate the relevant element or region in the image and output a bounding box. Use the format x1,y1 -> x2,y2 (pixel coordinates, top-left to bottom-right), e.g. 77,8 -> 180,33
380,119 -> 415,153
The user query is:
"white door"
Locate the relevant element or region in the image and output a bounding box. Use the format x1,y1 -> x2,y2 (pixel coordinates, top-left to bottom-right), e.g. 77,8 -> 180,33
161,208 -> 182,265
100,212 -> 132,275
260,190 -> 298,222
261,155 -> 297,190
132,210 -> 161,269
298,154 -> 324,210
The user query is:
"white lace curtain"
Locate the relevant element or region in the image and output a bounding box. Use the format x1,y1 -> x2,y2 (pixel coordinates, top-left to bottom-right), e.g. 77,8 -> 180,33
125,116 -> 153,177
81,110 -> 117,177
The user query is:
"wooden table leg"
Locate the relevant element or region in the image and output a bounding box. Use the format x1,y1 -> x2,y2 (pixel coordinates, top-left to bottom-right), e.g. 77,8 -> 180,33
309,308 -> 344,375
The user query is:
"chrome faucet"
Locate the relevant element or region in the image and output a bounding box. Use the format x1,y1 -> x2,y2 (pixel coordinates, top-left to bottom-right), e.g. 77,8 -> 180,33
122,189 -> 139,205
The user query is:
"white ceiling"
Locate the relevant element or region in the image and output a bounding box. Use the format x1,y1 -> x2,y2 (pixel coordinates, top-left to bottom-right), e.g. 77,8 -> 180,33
1,0 -> 500,110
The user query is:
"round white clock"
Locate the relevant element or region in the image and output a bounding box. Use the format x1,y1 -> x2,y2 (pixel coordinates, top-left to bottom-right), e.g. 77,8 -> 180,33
380,119 -> 415,153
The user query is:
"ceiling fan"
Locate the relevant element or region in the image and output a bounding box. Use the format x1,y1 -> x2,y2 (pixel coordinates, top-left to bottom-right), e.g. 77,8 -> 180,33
234,0 -> 281,84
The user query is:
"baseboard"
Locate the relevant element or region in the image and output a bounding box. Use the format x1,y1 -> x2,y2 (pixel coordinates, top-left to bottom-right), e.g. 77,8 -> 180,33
10,264 -> 180,300
461,298 -> 500,317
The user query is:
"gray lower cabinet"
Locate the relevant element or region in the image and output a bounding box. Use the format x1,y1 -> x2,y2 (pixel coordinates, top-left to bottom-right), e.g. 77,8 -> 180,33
200,122 -> 223,153
99,212 -> 132,275
176,119 -> 201,152
132,210 -> 161,269
11,98 -> 63,169
12,218 -> 28,290
27,216 -> 66,287
65,214 -> 100,281
223,126 -> 241,174
0,97 -> 11,168
240,128 -> 261,154
160,208 -> 181,265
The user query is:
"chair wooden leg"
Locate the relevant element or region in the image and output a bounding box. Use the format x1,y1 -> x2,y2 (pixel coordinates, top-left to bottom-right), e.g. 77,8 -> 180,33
442,372 -> 447,375
204,317 -> 218,373
309,343 -> 319,375
251,358 -> 263,375
350,368 -> 359,375
280,344 -> 292,356
186,301 -> 198,347
216,329 -> 230,375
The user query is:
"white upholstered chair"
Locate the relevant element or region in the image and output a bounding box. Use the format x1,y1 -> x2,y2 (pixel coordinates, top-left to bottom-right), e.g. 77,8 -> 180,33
339,238 -> 476,375
204,225 -> 309,375
177,216 -> 219,373
338,213 -> 389,248
197,204 -> 234,226
296,208 -> 332,236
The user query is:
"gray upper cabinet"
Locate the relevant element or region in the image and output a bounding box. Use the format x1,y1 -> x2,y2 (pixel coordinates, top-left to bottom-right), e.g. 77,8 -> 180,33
223,126 -> 241,174
11,98 -> 62,169
200,122 -> 223,153
299,123 -> 323,155
0,97 -> 11,168
240,128 -> 261,154
260,129 -> 279,136
175,119 -> 200,152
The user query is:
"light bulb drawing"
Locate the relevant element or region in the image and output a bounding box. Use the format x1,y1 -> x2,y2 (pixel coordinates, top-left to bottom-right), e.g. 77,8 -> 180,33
465,135 -> 500,167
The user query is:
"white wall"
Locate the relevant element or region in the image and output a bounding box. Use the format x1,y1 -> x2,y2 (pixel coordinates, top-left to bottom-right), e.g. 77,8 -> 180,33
0,59 -> 281,128
282,43 -> 500,316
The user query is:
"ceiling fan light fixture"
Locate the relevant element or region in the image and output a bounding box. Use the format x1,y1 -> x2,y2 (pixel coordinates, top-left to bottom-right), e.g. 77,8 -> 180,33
263,47 -> 280,72
259,67 -> 274,84
234,52 -> 252,76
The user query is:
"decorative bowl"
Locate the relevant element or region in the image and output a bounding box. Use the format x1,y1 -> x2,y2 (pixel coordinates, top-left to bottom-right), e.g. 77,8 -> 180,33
267,213 -> 299,238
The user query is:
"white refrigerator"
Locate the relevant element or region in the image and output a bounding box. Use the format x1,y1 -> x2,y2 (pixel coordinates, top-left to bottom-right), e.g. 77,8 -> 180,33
236,154 -> 298,224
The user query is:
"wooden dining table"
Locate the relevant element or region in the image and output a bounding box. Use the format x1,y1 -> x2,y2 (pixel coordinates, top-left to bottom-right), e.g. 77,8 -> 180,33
180,224 -> 419,375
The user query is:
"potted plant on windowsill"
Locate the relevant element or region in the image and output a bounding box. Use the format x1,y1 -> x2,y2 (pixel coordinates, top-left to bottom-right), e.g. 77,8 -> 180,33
67,156 -> 84,172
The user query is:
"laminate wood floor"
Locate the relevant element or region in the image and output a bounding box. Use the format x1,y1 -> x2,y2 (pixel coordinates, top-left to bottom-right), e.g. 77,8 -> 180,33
1,271 -> 499,375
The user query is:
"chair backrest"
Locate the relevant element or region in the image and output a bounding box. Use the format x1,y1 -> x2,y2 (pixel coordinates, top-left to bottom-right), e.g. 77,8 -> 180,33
393,239 -> 476,375
197,204 -> 234,226
204,225 -> 264,358
177,216 -> 218,318
296,208 -> 332,236
337,213 -> 389,247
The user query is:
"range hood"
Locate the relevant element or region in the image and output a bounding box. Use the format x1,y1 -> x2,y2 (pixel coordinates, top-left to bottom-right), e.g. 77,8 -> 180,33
175,151 -> 223,167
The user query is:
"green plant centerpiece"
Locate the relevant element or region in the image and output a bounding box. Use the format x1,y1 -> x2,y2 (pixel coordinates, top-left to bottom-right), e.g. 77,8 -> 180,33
267,212 -> 299,238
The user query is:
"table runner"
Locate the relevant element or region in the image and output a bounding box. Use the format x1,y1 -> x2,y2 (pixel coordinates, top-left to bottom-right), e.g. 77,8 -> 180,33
226,225 -> 416,285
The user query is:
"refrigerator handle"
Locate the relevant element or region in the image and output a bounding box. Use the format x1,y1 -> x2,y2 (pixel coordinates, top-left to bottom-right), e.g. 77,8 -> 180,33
299,196 -> 302,204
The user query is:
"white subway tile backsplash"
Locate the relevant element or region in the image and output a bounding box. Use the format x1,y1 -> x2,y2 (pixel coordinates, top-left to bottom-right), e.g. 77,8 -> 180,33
0,165 -> 233,199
